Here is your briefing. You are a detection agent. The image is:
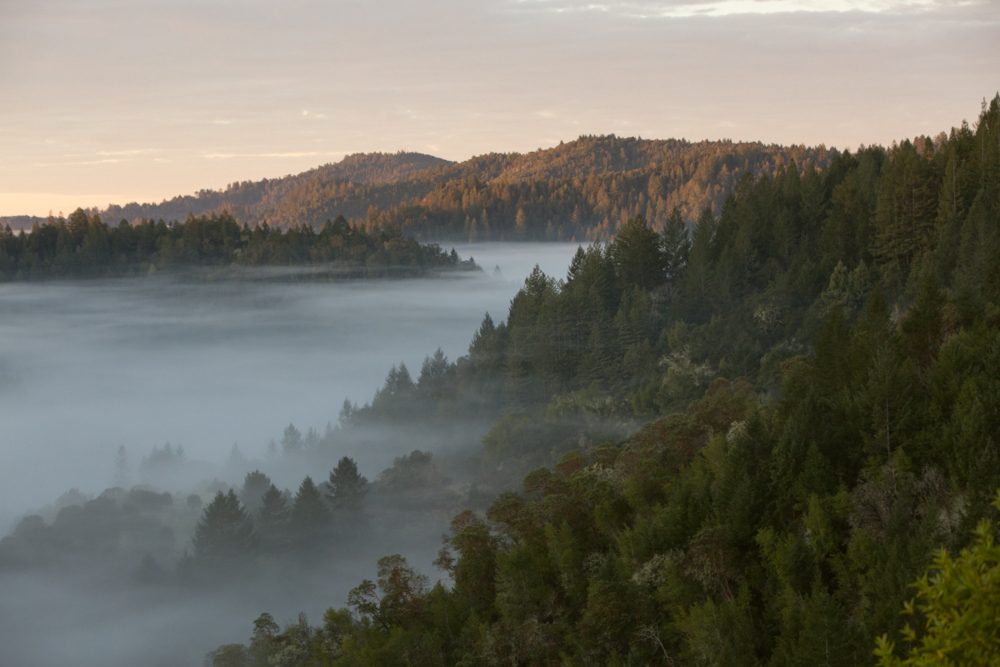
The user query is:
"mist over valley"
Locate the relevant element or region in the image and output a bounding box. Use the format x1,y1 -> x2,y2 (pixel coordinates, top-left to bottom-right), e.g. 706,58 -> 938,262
0,243 -> 578,665
1,0 -> 997,659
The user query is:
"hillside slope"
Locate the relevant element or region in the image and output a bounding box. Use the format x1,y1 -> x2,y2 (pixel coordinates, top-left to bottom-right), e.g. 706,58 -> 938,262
83,137 -> 836,241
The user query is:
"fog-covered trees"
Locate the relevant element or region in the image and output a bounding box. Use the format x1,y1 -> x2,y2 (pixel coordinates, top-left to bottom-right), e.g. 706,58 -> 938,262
255,484 -> 291,554
213,97 -> 1000,666
5,96 -> 999,667
239,470 -> 272,514
326,457 -> 369,511
281,424 -> 304,456
289,477 -> 332,547
191,490 -> 253,566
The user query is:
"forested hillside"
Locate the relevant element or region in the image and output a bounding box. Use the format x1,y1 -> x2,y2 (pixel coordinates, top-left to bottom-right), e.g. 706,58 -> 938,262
206,97 -> 1000,665
0,212 -> 473,281
23,138 -> 836,241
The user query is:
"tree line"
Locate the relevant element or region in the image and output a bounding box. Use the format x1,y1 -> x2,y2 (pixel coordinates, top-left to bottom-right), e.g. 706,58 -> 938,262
0,212 -> 473,281
0,448 -> 457,582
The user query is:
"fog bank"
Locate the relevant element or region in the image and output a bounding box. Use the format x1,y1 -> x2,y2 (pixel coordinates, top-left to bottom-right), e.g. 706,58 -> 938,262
0,243 -> 577,531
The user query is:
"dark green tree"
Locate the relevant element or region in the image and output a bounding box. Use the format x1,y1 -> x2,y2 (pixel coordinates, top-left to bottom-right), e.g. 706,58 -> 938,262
289,477 -> 332,546
192,490 -> 254,566
609,215 -> 666,291
256,484 -> 290,552
326,457 -> 369,511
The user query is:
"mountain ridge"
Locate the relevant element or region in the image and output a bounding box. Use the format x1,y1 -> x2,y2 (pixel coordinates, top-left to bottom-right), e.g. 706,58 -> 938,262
3,135 -> 836,240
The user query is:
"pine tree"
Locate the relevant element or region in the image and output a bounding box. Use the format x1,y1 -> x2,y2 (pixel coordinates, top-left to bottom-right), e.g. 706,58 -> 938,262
663,207 -> 691,283
240,470 -> 273,515
192,490 -> 254,566
281,423 -> 303,454
609,215 -> 666,291
257,484 -> 290,552
289,477 -> 331,546
326,457 -> 369,511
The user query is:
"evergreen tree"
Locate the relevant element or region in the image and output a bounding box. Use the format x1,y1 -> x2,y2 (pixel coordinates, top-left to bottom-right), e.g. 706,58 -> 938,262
662,206 -> 691,283
289,477 -> 331,546
192,490 -> 254,566
281,424 -> 303,455
239,470 -> 272,515
326,457 -> 369,511
256,484 -> 290,552
609,215 -> 666,291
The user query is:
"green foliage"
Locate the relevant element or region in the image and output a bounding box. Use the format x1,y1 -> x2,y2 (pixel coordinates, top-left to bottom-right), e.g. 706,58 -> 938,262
289,477 -> 332,545
326,457 -> 369,511
875,491 -> 1000,667
191,490 -> 253,567
609,215 -> 667,290
166,96 -> 1000,667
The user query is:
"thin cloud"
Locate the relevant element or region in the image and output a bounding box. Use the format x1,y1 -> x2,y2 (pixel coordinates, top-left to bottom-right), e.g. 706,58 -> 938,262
33,158 -> 125,167
654,0 -> 941,18
512,0 -> 971,18
96,149 -> 160,157
201,151 -> 348,160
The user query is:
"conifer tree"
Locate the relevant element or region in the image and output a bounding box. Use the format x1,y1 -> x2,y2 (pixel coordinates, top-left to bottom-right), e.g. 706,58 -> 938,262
663,207 -> 691,283
289,477 -> 331,545
239,470 -> 272,515
609,215 -> 666,291
326,457 -> 369,511
192,490 -> 254,565
256,484 -> 290,552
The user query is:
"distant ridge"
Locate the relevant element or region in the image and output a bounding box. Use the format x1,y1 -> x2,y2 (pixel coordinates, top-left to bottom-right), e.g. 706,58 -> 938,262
4,137 -> 836,241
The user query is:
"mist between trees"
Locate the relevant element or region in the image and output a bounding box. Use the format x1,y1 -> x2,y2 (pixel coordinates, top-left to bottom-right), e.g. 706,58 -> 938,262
206,97 -> 1000,666
1,97 -> 999,666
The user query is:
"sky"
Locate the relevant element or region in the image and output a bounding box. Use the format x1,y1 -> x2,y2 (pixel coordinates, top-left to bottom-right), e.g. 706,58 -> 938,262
0,0 -> 997,216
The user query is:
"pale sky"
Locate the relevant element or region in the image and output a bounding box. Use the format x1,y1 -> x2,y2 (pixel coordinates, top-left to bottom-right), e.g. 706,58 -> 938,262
0,0 -> 997,216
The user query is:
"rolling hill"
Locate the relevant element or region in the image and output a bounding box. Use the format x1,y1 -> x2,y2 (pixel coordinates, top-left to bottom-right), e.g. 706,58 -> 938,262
6,137 -> 837,241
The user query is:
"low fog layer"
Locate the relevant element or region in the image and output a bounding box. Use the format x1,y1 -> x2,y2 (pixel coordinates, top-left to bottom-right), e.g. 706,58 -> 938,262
0,243 -> 576,530
0,243 -> 577,666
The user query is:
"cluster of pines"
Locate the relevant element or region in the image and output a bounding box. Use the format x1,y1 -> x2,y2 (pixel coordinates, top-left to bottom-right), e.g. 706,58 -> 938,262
185,458 -> 369,579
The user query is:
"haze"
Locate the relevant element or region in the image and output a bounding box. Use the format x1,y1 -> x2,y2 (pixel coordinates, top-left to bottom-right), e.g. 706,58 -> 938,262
1,0 -> 997,215
0,243 -> 579,666
0,243 -> 575,531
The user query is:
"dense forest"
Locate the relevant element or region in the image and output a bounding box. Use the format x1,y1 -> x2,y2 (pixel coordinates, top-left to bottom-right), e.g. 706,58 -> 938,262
1,139 -> 834,242
188,98 -> 1000,665
2,98 -> 997,666
0,212 -> 474,281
